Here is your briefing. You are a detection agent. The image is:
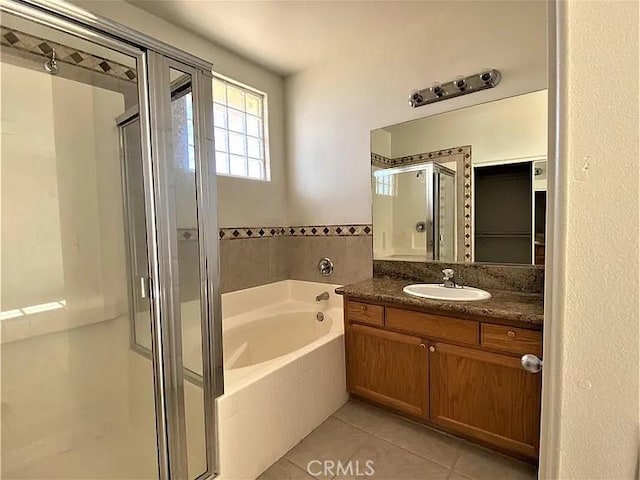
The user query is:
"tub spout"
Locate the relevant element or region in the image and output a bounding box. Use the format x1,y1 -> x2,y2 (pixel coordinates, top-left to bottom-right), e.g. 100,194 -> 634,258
315,291 -> 330,302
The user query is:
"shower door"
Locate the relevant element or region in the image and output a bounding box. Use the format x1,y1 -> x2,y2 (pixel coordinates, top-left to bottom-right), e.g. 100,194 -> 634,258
435,165 -> 457,262
144,53 -> 222,480
372,163 -> 456,262
0,2 -> 222,480
0,9 -> 161,480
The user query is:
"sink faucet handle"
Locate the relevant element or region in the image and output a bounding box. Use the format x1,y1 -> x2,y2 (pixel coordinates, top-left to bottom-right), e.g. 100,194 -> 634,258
442,269 -> 455,280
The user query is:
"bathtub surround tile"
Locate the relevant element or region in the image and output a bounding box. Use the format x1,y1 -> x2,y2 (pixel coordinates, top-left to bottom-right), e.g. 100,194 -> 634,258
344,236 -> 374,284
219,224 -> 373,293
220,237 -> 279,293
286,235 -> 347,284
270,236 -> 291,282
373,260 -> 544,294
286,236 -> 373,287
178,239 -> 202,302
216,335 -> 348,480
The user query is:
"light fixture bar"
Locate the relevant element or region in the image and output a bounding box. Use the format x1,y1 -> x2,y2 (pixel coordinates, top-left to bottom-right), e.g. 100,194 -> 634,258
408,69 -> 502,108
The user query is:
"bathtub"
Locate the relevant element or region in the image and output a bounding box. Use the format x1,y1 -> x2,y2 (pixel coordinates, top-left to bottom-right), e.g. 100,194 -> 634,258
215,280 -> 348,480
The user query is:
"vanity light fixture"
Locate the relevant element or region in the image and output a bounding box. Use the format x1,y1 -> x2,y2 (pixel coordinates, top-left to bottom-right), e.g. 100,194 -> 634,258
408,69 -> 502,108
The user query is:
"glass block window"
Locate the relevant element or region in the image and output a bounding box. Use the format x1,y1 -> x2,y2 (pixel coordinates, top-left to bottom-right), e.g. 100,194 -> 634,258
185,93 -> 196,171
375,174 -> 396,196
213,75 -> 268,180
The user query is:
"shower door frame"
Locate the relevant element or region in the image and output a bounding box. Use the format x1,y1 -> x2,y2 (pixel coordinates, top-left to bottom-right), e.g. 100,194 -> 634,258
0,1 -> 223,479
431,163 -> 457,262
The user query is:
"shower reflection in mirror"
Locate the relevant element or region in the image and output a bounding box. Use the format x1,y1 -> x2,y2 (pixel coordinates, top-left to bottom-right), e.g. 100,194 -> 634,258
371,89 -> 547,266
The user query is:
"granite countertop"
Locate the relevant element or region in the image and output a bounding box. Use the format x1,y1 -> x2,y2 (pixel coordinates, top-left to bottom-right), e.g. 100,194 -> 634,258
335,277 -> 544,327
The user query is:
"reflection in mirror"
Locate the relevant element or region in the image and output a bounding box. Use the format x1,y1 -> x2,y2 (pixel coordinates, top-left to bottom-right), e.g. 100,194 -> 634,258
371,90 -> 547,265
372,162 -> 457,262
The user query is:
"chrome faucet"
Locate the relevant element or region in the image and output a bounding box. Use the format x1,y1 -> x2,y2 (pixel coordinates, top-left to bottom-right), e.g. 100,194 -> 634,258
315,291 -> 330,302
442,269 -> 457,288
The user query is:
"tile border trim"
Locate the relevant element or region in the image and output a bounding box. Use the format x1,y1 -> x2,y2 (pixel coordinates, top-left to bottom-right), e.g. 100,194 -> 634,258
371,146 -> 473,262
1,26 -> 137,83
219,224 -> 373,240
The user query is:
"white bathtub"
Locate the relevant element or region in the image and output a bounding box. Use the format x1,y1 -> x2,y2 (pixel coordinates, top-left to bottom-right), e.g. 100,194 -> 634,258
215,280 -> 348,480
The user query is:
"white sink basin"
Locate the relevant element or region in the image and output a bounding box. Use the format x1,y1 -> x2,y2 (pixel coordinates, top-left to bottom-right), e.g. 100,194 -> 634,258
403,284 -> 492,302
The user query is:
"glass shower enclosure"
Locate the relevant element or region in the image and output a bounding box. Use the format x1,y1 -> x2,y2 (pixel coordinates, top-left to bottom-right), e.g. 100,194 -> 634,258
0,1 -> 222,479
373,162 -> 456,262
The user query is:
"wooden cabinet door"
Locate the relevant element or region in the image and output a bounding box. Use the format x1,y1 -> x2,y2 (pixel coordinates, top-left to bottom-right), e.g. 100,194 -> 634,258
429,342 -> 541,459
347,323 -> 428,418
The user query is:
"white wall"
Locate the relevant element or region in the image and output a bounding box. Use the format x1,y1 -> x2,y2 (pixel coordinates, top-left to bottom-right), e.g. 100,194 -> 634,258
384,90 -> 547,164
1,62 -> 127,337
1,62 -> 65,309
370,129 -> 391,158
285,1 -> 547,225
543,1 -> 639,478
72,0 -> 289,228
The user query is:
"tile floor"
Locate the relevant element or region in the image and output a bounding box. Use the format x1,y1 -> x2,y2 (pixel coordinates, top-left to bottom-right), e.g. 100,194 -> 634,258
258,400 -> 537,480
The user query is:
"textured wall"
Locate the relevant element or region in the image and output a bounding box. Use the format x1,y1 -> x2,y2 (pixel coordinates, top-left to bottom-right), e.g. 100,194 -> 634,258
542,1 -> 639,478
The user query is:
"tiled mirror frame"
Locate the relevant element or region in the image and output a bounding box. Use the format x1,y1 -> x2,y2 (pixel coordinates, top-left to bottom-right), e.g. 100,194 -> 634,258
371,145 -> 473,262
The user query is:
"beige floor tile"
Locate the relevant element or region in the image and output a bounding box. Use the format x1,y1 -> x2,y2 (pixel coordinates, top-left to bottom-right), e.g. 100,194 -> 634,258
336,435 -> 450,480
453,444 -> 537,480
447,473 -> 473,480
285,417 -> 370,478
332,400 -> 389,433
333,401 -> 462,468
258,458 -> 315,480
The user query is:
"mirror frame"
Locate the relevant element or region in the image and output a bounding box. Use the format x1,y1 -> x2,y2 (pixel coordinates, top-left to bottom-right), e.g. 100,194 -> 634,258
371,145 -> 472,262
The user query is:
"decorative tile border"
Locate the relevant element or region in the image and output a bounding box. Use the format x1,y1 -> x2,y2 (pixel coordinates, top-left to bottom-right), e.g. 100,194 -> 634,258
371,153 -> 394,167
178,228 -> 198,242
371,146 -> 470,169
219,227 -> 286,240
288,225 -> 372,236
219,224 -> 372,240
461,147 -> 472,262
1,27 -> 137,83
371,146 -> 473,262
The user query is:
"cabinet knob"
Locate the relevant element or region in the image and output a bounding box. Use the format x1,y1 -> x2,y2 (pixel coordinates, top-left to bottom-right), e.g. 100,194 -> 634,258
360,305 -> 367,312
429,346 -> 436,352
507,330 -> 516,338
521,354 -> 543,373
420,343 -> 426,349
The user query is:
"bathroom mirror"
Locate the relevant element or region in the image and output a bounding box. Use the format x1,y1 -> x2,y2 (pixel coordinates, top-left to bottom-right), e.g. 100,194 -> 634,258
371,89 -> 547,265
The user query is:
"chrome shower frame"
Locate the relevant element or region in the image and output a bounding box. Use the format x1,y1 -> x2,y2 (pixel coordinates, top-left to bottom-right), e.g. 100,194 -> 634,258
0,1 -> 223,479
372,161 -> 456,262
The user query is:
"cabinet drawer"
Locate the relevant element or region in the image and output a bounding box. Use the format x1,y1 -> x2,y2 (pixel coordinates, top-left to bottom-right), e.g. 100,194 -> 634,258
481,324 -> 542,356
346,300 -> 384,326
386,308 -> 478,345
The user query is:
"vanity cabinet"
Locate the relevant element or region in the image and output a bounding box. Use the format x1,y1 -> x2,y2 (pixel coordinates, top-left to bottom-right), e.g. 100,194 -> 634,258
347,323 -> 428,418
429,342 -> 541,459
343,297 -> 543,461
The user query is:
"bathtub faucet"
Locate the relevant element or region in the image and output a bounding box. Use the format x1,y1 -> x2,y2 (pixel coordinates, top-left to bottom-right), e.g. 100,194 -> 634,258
315,291 -> 330,302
